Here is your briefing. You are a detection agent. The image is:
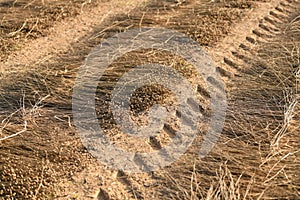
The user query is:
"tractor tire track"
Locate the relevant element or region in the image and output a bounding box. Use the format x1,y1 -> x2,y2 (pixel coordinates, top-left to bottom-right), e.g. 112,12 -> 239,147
53,0 -> 300,198
207,0 -> 299,78
95,0 -> 299,199
1,0 -> 299,199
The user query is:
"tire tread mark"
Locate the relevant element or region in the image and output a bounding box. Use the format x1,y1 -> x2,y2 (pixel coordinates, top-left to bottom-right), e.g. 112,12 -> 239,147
163,124 -> 177,137
197,84 -> 211,99
239,43 -> 251,52
246,36 -> 256,44
259,23 -> 280,33
223,57 -> 241,71
187,97 -> 206,114
252,29 -> 273,39
149,136 -> 162,150
275,6 -> 293,14
216,66 -> 233,78
231,51 -> 252,64
280,1 -> 293,8
264,16 -> 281,27
269,11 -> 287,21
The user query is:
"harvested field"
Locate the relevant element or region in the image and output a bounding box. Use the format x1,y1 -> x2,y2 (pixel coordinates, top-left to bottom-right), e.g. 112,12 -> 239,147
0,0 -> 299,199
0,0 -> 103,61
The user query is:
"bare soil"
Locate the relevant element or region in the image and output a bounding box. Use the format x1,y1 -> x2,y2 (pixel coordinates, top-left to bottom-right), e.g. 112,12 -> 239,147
0,0 -> 299,199
0,0 -> 106,61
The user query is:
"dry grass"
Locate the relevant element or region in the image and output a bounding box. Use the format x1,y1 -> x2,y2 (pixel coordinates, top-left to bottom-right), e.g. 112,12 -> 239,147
157,12 -> 300,200
0,0 -> 98,61
0,0 -> 299,199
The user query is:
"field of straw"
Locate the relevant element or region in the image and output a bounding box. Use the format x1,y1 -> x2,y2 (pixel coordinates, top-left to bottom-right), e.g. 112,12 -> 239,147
0,0 -> 299,199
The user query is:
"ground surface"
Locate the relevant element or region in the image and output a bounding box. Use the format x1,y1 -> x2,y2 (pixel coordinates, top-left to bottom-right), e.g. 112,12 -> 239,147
0,0 -> 299,199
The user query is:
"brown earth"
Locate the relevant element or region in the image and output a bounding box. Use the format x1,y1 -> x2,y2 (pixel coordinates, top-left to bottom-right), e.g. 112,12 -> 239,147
0,0 -> 106,61
0,0 -> 299,199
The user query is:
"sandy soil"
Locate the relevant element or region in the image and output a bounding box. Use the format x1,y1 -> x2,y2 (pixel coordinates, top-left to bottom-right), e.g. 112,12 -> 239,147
0,0 -> 299,199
